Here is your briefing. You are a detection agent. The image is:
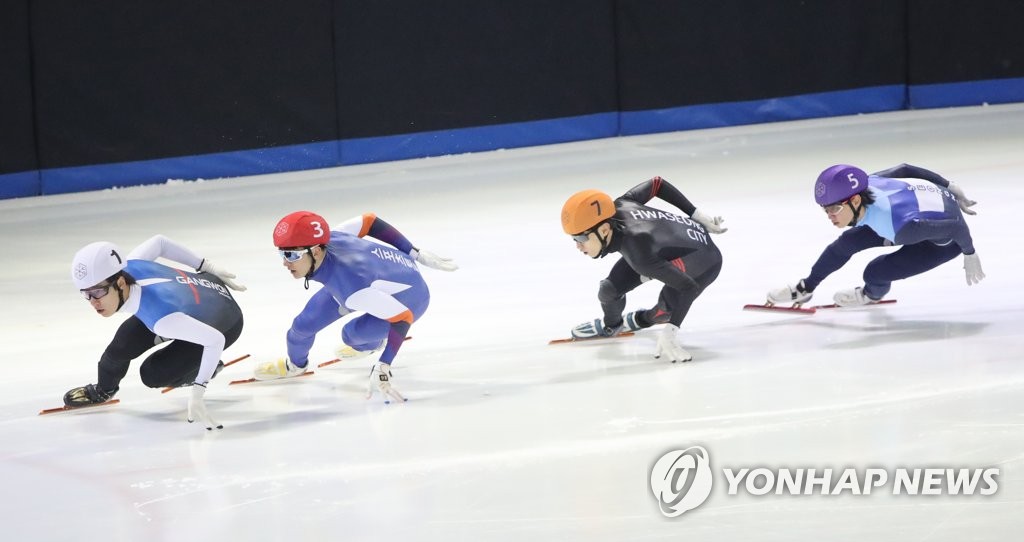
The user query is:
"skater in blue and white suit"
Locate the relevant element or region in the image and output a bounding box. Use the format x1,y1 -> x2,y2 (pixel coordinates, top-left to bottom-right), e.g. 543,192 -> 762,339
767,163 -> 984,307
66,236 -> 246,430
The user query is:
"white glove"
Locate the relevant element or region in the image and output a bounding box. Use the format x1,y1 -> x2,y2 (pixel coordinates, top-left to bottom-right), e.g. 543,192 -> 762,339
198,259 -> 247,291
367,362 -> 407,404
691,209 -> 728,234
963,253 -> 985,285
186,383 -> 223,430
654,324 -> 693,363
410,248 -> 458,271
947,182 -> 977,215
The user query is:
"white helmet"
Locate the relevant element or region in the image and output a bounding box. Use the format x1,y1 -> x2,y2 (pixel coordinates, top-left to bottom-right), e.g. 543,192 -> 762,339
71,241 -> 126,289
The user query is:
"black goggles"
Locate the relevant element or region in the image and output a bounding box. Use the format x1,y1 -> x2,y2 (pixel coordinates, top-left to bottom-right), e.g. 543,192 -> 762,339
80,283 -> 113,301
571,230 -> 594,243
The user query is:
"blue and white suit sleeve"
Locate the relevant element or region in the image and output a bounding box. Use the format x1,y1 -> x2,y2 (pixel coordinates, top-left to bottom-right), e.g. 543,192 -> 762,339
128,235 -> 205,269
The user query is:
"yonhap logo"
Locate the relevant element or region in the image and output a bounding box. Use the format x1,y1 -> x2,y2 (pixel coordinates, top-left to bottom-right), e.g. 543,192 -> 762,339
649,445 -> 1000,519
649,446 -> 714,518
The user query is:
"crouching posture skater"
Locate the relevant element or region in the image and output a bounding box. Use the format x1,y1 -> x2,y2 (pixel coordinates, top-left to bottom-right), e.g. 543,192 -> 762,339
257,211 -> 457,403
766,163 -> 983,307
561,176 -> 726,362
66,236 -> 245,430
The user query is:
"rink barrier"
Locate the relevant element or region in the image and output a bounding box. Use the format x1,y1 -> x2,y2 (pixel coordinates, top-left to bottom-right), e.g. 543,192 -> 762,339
2,1 -> 1023,200
3,77 -> 1023,200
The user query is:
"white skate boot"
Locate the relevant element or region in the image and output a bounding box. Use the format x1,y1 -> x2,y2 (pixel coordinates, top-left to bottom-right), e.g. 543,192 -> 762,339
253,358 -> 308,380
623,311 -> 645,331
832,287 -> 878,307
767,279 -> 813,307
572,311 -> 646,339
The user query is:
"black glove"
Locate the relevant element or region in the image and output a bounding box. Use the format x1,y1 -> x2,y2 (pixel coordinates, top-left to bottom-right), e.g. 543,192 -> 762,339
63,383 -> 118,407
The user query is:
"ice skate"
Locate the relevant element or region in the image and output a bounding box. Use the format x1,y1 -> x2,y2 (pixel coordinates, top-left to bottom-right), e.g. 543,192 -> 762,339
571,318 -> 624,339
335,340 -> 383,361
766,279 -> 813,307
832,287 -> 879,307
623,311 -> 645,332
253,358 -> 308,380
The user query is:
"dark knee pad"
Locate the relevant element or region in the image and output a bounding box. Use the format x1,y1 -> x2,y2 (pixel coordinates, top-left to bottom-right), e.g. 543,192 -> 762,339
597,279 -> 623,305
138,363 -> 164,388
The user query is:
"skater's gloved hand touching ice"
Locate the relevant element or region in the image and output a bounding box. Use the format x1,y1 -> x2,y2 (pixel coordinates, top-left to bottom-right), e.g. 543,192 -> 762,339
367,362 -> 407,404
963,253 -> 985,285
654,324 -> 693,363
187,382 -> 223,430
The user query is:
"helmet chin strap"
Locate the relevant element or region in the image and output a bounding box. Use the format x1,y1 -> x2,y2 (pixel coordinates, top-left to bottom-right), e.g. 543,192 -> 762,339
114,274 -> 127,312
594,227 -> 613,259
846,198 -> 864,227
303,247 -> 317,290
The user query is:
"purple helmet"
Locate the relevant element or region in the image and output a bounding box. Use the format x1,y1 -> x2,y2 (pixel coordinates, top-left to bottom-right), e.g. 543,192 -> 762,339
814,165 -> 868,206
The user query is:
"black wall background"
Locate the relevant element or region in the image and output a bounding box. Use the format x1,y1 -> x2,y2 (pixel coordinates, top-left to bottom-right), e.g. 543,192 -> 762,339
615,0 -> 907,111
1,0 -> 1022,196
335,0 -> 618,138
908,1 -> 1024,84
0,0 -> 38,175
30,0 -> 339,169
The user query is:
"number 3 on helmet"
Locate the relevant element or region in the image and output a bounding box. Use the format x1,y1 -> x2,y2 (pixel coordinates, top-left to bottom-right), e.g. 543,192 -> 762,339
274,211 -> 330,248
561,189 -> 615,235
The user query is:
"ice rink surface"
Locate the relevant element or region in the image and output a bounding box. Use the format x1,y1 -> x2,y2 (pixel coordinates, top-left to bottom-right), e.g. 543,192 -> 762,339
2,104 -> 1023,541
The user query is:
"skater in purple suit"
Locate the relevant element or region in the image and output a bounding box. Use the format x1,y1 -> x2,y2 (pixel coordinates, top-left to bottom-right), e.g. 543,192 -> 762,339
767,163 -> 984,307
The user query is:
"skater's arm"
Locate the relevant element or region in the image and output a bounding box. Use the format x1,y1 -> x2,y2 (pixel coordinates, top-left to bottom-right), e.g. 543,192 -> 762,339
129,235 -> 245,290
96,349 -> 131,395
128,235 -> 203,268
803,226 -> 888,291
873,163 -> 978,216
338,214 -> 459,271
337,214 -> 414,253
872,164 -> 951,188
618,177 -> 698,216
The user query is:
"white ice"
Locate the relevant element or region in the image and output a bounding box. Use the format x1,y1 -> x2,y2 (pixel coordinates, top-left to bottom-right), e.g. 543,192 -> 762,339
2,104 -> 1023,541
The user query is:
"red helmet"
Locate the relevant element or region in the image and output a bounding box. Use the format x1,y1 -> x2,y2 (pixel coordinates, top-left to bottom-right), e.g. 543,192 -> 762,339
273,211 -> 330,248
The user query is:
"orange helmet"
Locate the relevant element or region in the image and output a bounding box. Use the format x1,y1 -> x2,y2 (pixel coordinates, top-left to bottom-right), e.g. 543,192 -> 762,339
561,189 -> 615,235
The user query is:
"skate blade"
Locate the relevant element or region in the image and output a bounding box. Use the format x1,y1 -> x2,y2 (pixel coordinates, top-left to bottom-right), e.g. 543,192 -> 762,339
548,331 -> 635,345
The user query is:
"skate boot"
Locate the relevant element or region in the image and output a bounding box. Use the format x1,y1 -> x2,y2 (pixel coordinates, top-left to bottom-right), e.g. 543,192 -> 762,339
767,279 -> 813,307
833,287 -> 878,307
335,340 -> 384,361
571,318 -> 624,339
623,311 -> 646,331
253,358 -> 308,380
